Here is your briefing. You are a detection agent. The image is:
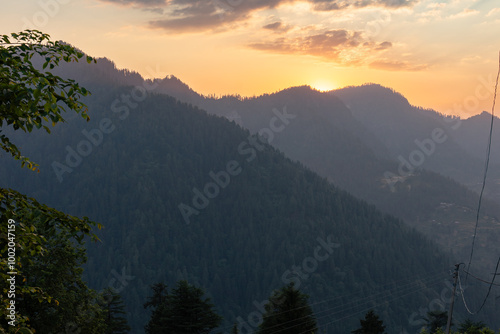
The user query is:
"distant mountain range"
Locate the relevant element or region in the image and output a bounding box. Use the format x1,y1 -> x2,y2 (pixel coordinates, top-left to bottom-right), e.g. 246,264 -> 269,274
147,67 -> 500,272
3,55 -> 499,333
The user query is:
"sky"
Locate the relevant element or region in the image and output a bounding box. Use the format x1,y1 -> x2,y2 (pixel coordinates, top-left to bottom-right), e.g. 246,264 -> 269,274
1,0 -> 500,117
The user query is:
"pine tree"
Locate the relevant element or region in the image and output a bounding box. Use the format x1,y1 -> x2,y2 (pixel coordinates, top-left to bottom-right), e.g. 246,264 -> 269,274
144,280 -> 222,334
458,319 -> 489,334
351,310 -> 386,334
258,282 -> 317,334
101,288 -> 130,334
144,283 -> 170,334
424,311 -> 448,334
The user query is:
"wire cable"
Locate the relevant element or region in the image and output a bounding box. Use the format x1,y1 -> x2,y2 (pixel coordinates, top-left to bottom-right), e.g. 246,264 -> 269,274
459,256 -> 500,315
298,273 -> 446,333
459,256 -> 500,314
312,276 -> 447,333
465,51 -> 500,280
462,268 -> 500,287
219,270 -> 447,334
216,269 -> 447,333
289,276 -> 444,334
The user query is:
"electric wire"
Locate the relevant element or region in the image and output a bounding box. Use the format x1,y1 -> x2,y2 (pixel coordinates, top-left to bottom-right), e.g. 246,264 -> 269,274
278,276 -> 444,334
252,271 -> 447,334
455,51 -> 500,319
215,269 -> 447,333
462,268 -> 500,287
216,269 -> 447,333
311,273 -> 443,322
312,276 -> 447,334
458,256 -> 500,315
465,51 -> 500,281
312,274 -> 445,321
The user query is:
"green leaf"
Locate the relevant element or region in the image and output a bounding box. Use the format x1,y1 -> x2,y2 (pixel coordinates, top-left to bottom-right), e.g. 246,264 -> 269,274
1,30 -> 93,171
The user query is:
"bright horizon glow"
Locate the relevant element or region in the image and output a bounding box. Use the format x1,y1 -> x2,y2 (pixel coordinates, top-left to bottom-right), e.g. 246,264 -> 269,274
1,0 -> 499,117
310,80 -> 337,92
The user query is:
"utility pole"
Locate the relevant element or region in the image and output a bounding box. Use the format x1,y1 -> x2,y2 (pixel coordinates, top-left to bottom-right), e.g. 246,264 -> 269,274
445,263 -> 461,334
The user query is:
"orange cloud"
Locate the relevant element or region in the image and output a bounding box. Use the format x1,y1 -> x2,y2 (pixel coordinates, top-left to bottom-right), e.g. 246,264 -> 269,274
369,59 -> 428,71
99,0 -> 419,32
249,29 -> 393,65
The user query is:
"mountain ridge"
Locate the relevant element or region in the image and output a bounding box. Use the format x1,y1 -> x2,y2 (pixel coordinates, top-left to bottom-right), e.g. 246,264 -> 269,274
41,56 -> 500,273
3,87 -> 471,333
5,54 -> 499,332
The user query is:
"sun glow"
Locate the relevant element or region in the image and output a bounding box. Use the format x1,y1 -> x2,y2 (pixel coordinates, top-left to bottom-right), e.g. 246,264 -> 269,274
311,80 -> 336,92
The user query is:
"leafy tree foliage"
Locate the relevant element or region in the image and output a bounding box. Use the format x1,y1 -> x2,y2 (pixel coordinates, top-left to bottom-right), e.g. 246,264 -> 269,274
419,325 -> 497,334
419,328 -> 445,334
258,282 -> 317,334
0,188 -> 103,333
352,310 -> 386,334
0,30 -> 94,169
0,30 -> 101,333
144,280 -> 222,334
457,319 -> 495,334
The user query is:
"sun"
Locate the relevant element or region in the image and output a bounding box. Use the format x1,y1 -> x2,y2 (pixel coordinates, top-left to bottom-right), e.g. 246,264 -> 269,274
310,80 -> 336,92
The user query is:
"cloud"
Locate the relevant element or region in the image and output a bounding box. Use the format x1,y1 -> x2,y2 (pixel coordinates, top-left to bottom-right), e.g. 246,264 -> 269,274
263,21 -> 283,30
309,0 -> 418,11
448,8 -> 479,19
487,8 -> 500,17
426,2 -> 446,9
99,0 -> 166,6
249,29 -> 393,64
98,0 -> 419,32
374,41 -> 392,50
263,21 -> 293,33
148,0 -> 285,32
99,0 -> 167,14
460,55 -> 482,64
369,59 -> 427,71
142,6 -> 165,14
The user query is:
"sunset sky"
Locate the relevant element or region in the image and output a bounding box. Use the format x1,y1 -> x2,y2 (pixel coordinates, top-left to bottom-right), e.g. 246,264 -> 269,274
2,0 -> 499,116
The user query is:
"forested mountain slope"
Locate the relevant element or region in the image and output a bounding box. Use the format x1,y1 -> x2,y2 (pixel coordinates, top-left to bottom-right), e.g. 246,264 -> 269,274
48,56 -> 500,281
333,84 -> 500,199
1,87 -> 486,333
3,57 -> 498,332
181,85 -> 500,273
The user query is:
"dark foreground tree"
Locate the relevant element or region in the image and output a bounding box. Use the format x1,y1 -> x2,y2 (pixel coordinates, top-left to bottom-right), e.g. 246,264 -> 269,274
457,319 -> 494,334
0,30 -> 94,170
101,288 -> 130,334
0,188 -> 104,334
352,310 -> 386,334
0,30 -> 101,333
144,283 -> 170,334
425,310 -> 448,334
258,282 -> 317,334
144,280 -> 222,334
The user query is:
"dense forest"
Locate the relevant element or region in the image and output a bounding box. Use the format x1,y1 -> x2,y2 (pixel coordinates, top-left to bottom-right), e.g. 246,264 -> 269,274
2,45 -> 499,333
166,77 -> 500,273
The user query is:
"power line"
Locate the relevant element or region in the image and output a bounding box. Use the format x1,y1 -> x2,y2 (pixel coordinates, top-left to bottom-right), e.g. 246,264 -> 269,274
216,268 -> 447,333
465,51 -> 500,279
313,276 -> 447,333
218,270 -> 447,333
462,268 -> 500,287
458,256 -> 500,315
308,273 -> 446,328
